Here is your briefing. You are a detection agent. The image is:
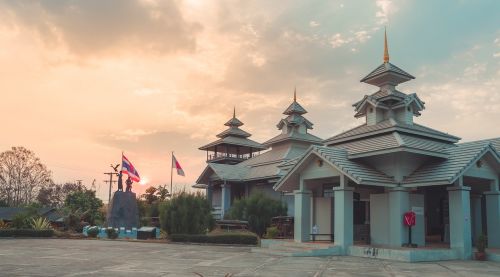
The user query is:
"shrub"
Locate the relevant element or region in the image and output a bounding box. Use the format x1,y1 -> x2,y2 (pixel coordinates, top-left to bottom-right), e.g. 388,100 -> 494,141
30,217 -> 52,230
159,191 -> 215,235
0,219 -> 10,229
86,226 -> 100,238
265,226 -> 279,239
0,229 -> 54,237
477,234 -> 487,253
226,193 -> 287,237
65,189 -> 104,225
170,233 -> 258,245
105,228 -> 118,239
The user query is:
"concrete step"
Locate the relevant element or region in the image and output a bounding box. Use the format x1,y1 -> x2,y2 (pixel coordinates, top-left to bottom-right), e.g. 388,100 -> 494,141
255,240 -> 342,257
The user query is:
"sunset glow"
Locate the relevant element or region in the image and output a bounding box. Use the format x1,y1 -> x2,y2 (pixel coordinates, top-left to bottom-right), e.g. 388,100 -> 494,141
0,1 -> 498,201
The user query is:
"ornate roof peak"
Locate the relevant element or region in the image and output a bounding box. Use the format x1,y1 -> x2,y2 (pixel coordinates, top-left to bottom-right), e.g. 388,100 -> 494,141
383,27 -> 389,63
283,88 -> 307,115
224,107 -> 243,127
360,30 -> 414,87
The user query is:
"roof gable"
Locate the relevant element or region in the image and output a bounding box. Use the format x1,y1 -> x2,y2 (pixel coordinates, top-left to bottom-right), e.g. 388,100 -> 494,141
274,145 -> 397,191
403,141 -> 500,186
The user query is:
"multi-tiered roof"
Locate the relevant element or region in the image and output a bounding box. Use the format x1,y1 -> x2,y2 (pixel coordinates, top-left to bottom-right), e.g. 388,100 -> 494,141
324,30 -> 460,159
199,108 -> 266,164
196,91 -> 323,184
264,90 -> 322,146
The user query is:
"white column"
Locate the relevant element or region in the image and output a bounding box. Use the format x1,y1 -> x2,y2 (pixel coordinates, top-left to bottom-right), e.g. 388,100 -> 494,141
447,186 -> 472,260
206,182 -> 213,208
221,183 -> 231,218
388,187 -> 410,247
333,187 -> 353,254
294,177 -> 312,242
484,190 -> 500,248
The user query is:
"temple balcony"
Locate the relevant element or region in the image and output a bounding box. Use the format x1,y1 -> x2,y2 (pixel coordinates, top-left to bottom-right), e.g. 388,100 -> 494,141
206,152 -> 258,164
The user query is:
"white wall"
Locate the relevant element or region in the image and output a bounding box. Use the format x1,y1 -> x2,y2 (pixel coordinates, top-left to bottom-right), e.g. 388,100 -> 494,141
313,197 -> 332,240
410,194 -> 425,246
370,192 -> 425,246
212,189 -> 221,207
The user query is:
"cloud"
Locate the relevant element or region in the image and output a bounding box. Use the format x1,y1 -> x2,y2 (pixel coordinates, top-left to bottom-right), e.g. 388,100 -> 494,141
375,0 -> 398,24
309,21 -> 320,28
0,0 -> 201,56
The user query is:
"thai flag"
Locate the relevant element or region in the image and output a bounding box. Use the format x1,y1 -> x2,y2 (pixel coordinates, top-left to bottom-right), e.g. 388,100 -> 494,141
121,154 -> 140,182
172,154 -> 185,176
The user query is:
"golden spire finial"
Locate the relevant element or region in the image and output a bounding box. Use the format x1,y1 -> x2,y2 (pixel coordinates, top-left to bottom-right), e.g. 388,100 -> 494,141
383,27 -> 389,63
233,106 -> 236,118
294,86 -> 297,102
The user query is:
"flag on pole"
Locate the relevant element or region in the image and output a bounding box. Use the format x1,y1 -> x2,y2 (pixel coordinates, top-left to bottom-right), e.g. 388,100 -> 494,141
121,154 -> 141,182
172,154 -> 185,176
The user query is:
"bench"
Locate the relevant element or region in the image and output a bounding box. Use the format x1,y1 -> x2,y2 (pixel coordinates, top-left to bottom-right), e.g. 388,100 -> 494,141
310,233 -> 334,242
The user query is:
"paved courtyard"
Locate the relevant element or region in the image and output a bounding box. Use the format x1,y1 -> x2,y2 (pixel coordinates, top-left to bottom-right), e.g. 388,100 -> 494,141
1,239 -> 500,276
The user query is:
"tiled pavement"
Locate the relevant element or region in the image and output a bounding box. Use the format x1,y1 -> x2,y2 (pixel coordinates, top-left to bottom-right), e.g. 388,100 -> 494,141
1,239 -> 499,276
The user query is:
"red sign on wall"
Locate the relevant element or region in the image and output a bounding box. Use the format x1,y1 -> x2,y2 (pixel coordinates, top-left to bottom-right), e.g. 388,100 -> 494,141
403,211 -> 416,227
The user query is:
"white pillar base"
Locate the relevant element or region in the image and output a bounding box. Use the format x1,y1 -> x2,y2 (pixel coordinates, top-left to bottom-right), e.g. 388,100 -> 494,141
333,187 -> 353,254
448,186 -> 472,260
485,191 -> 500,248
294,190 -> 312,242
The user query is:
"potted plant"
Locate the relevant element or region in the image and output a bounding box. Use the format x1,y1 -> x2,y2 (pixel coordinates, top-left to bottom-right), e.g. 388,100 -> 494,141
475,234 -> 487,261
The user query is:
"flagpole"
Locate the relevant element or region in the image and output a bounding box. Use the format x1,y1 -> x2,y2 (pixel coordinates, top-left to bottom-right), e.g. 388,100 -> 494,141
170,151 -> 174,196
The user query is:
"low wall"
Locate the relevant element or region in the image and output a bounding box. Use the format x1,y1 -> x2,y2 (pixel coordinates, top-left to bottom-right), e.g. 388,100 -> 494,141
348,246 -> 458,262
83,226 -> 160,239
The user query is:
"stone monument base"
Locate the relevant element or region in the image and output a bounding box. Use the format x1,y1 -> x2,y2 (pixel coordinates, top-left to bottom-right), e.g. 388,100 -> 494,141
106,191 -> 139,228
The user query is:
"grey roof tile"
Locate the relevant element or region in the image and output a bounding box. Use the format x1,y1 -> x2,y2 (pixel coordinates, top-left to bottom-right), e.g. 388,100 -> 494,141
199,135 -> 267,151
313,146 -> 396,184
264,131 -> 323,146
360,62 -> 415,83
325,119 -> 460,144
283,101 -> 307,115
403,140 -> 500,185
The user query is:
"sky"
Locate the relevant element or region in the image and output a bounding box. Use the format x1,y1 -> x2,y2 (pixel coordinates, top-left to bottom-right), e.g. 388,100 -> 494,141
0,0 -> 499,201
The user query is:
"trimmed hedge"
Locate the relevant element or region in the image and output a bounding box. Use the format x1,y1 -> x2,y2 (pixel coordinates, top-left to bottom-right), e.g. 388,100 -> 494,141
170,233 -> 258,245
0,229 -> 54,237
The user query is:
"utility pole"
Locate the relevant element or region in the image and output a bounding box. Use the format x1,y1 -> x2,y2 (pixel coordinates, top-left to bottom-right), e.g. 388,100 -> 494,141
103,172 -> 117,203
104,163 -> 120,204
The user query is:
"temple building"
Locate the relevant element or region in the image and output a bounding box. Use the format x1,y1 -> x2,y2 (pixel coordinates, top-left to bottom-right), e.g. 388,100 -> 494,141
195,31 -> 500,261
195,93 -> 323,219
273,31 -> 500,260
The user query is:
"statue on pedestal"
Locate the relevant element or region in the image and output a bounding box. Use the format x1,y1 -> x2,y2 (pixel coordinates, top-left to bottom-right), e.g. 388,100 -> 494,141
125,176 -> 133,192
117,172 -> 123,191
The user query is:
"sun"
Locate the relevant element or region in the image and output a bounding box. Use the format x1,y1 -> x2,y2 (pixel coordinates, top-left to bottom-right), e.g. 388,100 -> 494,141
139,177 -> 149,186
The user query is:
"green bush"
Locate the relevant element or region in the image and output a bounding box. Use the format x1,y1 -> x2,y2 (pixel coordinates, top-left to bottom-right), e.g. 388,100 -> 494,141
159,191 -> 215,235
0,229 -> 54,237
226,193 -> 287,237
477,234 -> 487,253
265,226 -> 279,239
30,217 -> 52,230
10,206 -> 40,229
170,233 -> 258,245
105,228 -> 118,239
86,226 -> 100,238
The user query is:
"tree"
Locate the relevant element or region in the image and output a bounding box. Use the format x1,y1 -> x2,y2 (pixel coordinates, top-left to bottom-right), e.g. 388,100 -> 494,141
226,193 -> 287,237
159,191 -> 214,235
141,186 -> 159,204
65,189 -> 103,225
0,147 -> 53,206
37,182 -> 84,208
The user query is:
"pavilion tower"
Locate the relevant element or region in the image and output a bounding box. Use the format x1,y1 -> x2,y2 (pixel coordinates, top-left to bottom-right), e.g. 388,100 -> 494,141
263,89 -> 322,147
324,30 -> 460,182
199,108 -> 267,165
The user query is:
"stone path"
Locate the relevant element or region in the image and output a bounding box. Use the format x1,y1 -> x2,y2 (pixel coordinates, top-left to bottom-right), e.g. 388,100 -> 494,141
1,239 -> 500,276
